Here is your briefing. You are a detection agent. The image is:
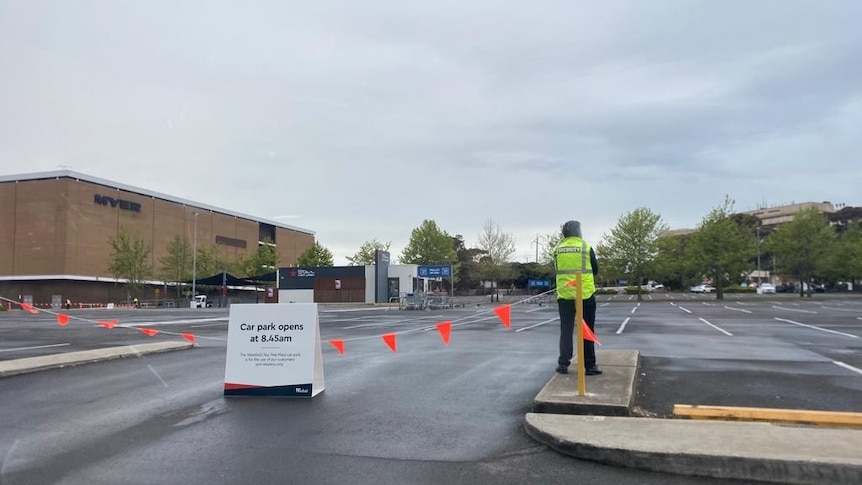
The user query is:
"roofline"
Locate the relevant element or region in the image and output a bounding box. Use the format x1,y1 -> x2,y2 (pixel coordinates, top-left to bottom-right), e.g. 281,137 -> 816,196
0,170 -> 315,236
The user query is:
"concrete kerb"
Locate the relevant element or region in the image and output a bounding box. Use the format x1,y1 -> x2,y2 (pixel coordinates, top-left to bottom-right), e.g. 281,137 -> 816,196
0,341 -> 194,378
524,414 -> 862,485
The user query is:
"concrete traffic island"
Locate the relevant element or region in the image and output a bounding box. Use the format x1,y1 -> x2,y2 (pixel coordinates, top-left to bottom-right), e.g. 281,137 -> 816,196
526,349 -> 862,484
0,341 -> 194,378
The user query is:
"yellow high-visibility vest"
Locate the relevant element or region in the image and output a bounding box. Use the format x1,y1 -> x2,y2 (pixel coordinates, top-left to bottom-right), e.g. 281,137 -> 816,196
554,237 -> 596,300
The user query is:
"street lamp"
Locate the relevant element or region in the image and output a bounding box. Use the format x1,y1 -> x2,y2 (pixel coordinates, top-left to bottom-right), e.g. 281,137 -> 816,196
192,212 -> 199,302
756,225 -> 761,284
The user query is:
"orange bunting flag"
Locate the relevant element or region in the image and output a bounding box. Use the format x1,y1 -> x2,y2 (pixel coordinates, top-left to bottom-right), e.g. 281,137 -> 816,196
581,319 -> 600,345
493,304 -> 511,328
382,333 -> 397,353
139,327 -> 159,337
182,333 -> 196,344
20,303 -> 39,314
329,339 -> 345,355
57,314 -> 70,326
436,321 -> 452,345
99,319 -> 119,329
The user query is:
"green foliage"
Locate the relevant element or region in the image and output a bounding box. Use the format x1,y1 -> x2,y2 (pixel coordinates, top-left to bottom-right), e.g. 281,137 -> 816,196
766,207 -> 835,294
194,245 -> 232,278
297,241 -> 334,267
597,207 -> 668,301
722,285 -> 756,293
346,239 -> 391,266
826,224 -> 862,283
159,235 -> 192,301
400,220 -> 457,265
108,228 -> 152,294
236,237 -> 279,277
654,233 -> 694,290
453,235 -> 484,294
687,196 -> 755,300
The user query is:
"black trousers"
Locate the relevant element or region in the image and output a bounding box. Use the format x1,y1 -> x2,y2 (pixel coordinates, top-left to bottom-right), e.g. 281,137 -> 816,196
557,296 -> 597,368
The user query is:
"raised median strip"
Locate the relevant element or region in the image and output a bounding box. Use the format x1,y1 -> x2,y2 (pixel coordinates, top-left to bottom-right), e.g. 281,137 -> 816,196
525,413 -> 862,485
0,341 -> 194,378
532,349 -> 639,416
674,404 -> 862,429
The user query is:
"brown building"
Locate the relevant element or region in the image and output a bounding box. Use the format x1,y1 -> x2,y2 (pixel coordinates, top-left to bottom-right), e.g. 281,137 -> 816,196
0,170 -> 315,307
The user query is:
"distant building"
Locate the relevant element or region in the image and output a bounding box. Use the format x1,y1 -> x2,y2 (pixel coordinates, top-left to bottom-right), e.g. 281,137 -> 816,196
741,201 -> 836,227
0,170 -> 315,306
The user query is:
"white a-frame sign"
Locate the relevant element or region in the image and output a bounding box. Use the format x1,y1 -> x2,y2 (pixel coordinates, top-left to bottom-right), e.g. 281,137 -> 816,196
224,303 -> 325,397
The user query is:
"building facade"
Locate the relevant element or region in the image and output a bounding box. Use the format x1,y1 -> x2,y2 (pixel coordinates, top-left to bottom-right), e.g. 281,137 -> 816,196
0,171 -> 315,306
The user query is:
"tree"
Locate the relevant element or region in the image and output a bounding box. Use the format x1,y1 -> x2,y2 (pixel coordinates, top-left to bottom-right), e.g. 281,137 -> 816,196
687,197 -> 754,300
597,207 -> 668,301
766,207 -> 835,297
453,234 -> 486,295
194,245 -> 232,279
346,239 -> 391,266
825,223 -> 862,286
108,228 -> 152,298
476,219 -> 516,302
159,235 -> 192,302
236,237 -> 279,277
297,241 -> 334,267
653,233 -> 694,291
400,220 -> 457,265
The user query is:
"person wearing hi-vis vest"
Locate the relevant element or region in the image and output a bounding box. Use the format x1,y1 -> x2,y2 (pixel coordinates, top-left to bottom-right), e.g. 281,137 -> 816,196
554,220 -> 601,375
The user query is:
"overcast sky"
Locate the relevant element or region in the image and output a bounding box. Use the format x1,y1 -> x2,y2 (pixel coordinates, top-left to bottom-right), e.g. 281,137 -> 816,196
2,1 -> 860,264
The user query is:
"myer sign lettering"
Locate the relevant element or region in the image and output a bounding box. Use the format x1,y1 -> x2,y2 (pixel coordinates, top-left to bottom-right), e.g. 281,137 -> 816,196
94,194 -> 141,213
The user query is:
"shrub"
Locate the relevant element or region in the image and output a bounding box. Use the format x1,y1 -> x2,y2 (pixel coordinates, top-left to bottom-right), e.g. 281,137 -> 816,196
723,285 -> 756,294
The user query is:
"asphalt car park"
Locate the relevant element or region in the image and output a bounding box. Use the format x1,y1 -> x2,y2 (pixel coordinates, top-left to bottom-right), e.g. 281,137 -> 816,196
1,294 -> 860,484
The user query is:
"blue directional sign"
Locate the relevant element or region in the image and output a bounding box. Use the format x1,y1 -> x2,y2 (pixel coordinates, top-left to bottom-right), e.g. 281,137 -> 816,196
528,279 -> 551,288
418,265 -> 452,278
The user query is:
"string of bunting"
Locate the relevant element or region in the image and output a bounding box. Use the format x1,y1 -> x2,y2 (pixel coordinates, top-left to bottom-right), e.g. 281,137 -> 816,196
0,295 -> 199,344
325,286 -> 599,355
3,285 -> 599,356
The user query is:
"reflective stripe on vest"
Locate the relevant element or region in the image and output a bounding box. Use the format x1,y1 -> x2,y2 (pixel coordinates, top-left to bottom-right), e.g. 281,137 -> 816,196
555,237 -> 595,300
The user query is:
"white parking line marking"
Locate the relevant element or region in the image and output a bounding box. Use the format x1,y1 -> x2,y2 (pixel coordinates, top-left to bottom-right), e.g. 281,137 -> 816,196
724,306 -> 753,314
821,307 -> 861,313
702,302 -> 714,306
698,318 -> 733,336
772,306 -> 817,314
616,317 -> 631,335
631,305 -> 638,314
526,307 -> 545,313
833,361 -> 862,376
148,364 -> 169,388
124,317 -> 227,327
344,315 -> 436,329
774,318 -> 860,339
0,343 -> 71,353
600,303 -> 609,307
515,317 -> 558,333
628,295 -> 634,301
678,306 -> 692,314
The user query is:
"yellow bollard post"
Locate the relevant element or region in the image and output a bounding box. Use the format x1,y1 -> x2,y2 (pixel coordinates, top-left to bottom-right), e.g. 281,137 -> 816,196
575,271 -> 585,396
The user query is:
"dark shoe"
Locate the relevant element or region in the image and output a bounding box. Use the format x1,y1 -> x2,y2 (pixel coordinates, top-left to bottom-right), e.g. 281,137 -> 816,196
555,365 -> 568,374
585,366 -> 603,375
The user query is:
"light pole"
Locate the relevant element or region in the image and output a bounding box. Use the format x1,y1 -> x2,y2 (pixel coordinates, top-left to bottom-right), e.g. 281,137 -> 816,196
531,234 -> 547,263
756,225 -> 761,284
192,212 -> 199,302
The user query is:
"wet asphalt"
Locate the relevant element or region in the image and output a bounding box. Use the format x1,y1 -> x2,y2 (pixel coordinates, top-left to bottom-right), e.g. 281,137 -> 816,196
1,293 -> 859,484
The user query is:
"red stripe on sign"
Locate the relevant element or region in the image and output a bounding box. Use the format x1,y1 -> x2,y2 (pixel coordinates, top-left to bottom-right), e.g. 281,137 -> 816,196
224,383 -> 264,391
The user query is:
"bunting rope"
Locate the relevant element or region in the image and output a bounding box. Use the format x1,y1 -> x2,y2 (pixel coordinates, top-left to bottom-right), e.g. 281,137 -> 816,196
0,295 -> 217,343
2,285 -> 597,357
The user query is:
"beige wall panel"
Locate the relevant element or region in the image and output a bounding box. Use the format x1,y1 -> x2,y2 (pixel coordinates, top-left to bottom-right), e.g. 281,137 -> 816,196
14,179 -> 67,275
0,183 -> 16,274
276,228 -> 315,266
